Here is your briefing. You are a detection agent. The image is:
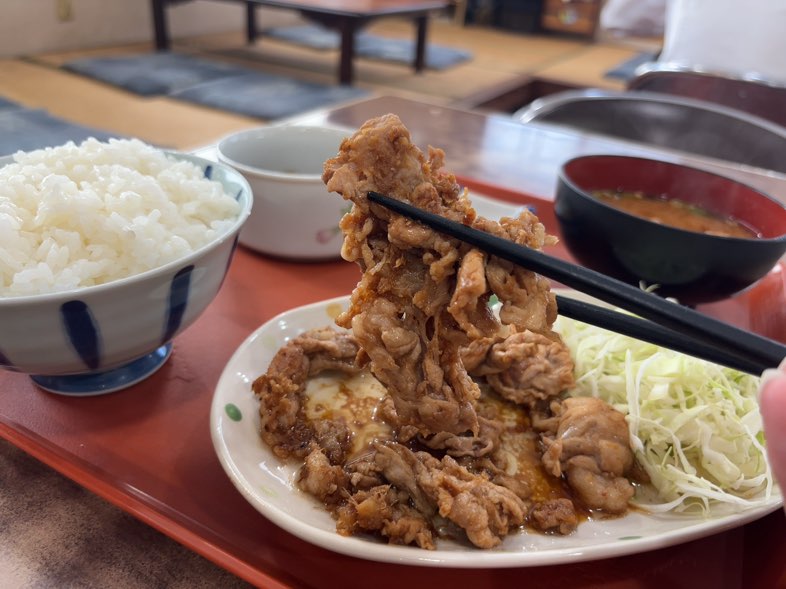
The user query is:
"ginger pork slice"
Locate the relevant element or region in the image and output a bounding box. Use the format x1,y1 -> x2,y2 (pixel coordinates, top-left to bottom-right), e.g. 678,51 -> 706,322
322,113 -> 564,453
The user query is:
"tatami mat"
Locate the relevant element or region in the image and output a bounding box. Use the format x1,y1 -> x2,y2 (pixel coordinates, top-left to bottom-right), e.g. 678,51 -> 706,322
6,18 -> 652,151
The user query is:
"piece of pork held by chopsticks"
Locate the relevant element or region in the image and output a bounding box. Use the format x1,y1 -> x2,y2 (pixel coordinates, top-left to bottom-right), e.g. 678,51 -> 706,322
315,114 -> 635,548
323,113 -> 574,452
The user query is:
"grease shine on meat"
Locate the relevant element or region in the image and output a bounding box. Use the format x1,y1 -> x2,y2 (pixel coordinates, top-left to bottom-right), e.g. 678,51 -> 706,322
252,114 -> 638,550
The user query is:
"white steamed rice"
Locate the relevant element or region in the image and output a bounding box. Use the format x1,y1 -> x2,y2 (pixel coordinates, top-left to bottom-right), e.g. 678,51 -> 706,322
0,138 -> 241,297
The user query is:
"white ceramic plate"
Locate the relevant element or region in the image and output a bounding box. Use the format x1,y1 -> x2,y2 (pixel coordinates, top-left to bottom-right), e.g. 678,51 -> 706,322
211,294 -> 783,568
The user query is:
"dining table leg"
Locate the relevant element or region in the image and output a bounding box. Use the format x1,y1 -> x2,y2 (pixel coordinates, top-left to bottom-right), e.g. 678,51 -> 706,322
245,2 -> 258,44
338,18 -> 357,86
150,0 -> 170,51
414,15 -> 428,73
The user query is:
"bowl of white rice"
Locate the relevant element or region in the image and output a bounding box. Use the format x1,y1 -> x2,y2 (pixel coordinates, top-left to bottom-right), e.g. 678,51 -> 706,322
0,138 -> 252,395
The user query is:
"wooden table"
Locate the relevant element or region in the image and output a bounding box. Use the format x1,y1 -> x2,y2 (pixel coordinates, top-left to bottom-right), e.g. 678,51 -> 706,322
149,0 -> 450,85
2,96 -> 786,588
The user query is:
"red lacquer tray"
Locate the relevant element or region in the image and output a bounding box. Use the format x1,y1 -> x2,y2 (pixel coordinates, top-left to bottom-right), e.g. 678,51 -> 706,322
2,180 -> 785,589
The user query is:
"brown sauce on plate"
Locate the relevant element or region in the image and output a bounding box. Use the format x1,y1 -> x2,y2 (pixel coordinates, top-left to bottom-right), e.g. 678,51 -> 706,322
592,190 -> 759,238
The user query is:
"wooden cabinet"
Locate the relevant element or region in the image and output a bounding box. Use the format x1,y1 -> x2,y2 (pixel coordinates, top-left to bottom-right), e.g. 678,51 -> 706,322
541,0 -> 601,37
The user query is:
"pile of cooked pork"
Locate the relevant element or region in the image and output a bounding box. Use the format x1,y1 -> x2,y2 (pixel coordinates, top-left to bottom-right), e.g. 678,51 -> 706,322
252,114 -> 640,550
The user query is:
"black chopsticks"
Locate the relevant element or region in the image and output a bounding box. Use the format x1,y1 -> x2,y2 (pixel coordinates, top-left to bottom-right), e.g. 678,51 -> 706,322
554,295 -> 768,375
367,191 -> 786,375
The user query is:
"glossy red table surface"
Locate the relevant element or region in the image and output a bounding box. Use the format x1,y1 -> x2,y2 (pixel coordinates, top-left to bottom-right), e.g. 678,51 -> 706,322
2,181 -> 785,589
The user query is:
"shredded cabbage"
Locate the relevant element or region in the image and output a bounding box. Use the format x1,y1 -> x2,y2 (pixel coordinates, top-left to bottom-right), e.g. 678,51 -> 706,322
554,314 -> 773,514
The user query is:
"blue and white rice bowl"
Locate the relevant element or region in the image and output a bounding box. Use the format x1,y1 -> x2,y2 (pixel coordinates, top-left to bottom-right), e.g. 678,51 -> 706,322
0,150 -> 252,395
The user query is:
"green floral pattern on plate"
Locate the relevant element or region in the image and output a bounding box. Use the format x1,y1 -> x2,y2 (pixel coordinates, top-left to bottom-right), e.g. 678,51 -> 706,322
224,403 -> 242,422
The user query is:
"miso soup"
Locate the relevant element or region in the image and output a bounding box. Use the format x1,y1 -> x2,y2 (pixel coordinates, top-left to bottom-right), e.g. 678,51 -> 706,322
592,190 -> 758,238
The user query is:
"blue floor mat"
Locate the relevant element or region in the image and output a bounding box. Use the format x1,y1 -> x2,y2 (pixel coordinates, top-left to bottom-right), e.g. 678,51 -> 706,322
63,52 -> 253,97
172,72 -> 369,120
0,109 -> 121,157
0,97 -> 23,112
61,52 -> 371,119
264,25 -> 473,70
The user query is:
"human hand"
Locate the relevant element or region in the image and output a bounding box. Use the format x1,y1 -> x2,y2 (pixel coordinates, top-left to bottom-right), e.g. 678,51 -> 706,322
760,360 -> 786,503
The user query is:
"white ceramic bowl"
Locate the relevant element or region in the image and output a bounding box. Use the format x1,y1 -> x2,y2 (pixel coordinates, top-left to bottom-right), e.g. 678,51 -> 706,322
0,152 -> 252,395
217,125 -> 350,260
